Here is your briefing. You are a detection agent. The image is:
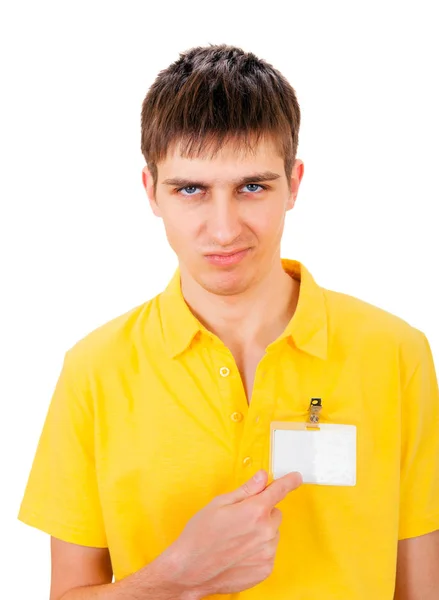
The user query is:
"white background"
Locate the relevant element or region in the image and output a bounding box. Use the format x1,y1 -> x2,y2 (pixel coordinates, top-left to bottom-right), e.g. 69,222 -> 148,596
1,1 -> 438,597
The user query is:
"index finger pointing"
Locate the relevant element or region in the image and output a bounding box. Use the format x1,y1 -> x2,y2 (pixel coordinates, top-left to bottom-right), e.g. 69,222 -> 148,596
258,471 -> 303,507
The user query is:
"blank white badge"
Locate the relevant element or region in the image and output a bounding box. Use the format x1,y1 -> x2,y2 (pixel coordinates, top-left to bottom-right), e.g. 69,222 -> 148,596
270,422 -> 357,486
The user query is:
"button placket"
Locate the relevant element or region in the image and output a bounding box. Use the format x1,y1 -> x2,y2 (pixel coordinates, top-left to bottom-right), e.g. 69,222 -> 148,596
211,347 -> 249,430
239,356 -> 277,477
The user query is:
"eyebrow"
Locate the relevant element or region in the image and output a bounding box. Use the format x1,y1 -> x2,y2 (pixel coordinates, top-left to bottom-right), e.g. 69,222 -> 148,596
161,170 -> 282,188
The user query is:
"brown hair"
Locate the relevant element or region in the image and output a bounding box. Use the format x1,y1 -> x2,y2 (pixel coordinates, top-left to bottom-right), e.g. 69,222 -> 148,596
140,44 -> 301,194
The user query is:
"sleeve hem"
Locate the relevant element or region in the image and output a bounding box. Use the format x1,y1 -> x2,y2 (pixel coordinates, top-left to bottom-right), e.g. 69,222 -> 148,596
398,512 -> 439,540
17,506 -> 108,548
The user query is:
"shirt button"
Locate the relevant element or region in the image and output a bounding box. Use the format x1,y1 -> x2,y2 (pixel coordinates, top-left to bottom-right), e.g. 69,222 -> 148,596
243,456 -> 252,467
231,411 -> 243,423
219,366 -> 230,377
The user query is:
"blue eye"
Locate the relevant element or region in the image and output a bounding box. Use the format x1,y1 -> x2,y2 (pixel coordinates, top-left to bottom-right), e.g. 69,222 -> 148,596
244,184 -> 264,193
178,186 -> 200,196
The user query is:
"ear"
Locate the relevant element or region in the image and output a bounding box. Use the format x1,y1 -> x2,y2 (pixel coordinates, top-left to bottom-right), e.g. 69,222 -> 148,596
286,159 -> 304,211
142,166 -> 162,217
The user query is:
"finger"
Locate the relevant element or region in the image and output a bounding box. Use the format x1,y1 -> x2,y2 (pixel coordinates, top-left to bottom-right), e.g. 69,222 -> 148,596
216,469 -> 268,505
270,507 -> 283,530
259,471 -> 302,507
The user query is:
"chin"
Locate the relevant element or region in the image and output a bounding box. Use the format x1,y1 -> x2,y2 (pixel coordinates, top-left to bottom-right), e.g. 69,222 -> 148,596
200,269 -> 251,296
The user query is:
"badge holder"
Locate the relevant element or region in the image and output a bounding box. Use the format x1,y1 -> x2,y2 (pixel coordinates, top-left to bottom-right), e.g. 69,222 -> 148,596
269,398 -> 356,486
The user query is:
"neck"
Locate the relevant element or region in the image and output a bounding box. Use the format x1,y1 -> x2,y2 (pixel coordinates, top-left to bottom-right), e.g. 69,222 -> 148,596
180,260 -> 299,351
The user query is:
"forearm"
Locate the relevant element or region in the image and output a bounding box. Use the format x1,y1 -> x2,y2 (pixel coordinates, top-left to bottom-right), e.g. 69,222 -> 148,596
394,531 -> 439,600
60,550 -> 202,600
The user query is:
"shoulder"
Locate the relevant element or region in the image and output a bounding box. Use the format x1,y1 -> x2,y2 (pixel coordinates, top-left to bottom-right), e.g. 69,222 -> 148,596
63,294 -> 162,378
322,287 -> 428,371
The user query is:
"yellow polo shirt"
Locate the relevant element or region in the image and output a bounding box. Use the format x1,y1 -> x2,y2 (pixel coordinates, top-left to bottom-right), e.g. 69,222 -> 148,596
18,259 -> 439,599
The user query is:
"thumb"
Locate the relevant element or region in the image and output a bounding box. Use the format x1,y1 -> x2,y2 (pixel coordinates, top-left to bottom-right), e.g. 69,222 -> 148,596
217,470 -> 268,505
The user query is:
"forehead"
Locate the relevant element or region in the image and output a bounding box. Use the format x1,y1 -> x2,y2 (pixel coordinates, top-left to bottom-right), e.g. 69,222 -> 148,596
158,135 -> 284,183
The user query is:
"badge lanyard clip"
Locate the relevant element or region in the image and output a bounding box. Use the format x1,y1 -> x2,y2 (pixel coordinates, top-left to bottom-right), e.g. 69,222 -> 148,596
307,397 -> 322,429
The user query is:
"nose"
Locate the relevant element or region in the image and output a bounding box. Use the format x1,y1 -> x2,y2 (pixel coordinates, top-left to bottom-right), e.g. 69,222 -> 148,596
207,196 -> 243,246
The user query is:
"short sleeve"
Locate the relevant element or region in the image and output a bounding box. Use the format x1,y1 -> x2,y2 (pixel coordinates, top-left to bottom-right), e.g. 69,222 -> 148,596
17,350 -> 107,547
398,330 -> 439,540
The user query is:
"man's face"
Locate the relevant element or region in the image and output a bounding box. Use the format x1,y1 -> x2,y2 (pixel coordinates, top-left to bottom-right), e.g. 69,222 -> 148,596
142,135 -> 304,296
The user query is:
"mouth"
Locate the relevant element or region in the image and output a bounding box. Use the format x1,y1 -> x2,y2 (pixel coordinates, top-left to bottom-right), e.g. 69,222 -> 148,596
203,248 -> 251,266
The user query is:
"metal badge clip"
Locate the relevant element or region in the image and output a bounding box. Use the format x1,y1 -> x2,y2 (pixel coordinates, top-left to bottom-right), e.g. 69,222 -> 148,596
307,397 -> 322,428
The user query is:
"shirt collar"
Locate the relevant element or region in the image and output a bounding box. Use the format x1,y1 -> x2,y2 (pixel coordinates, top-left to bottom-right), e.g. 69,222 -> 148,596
276,259 -> 328,360
159,258 -> 328,360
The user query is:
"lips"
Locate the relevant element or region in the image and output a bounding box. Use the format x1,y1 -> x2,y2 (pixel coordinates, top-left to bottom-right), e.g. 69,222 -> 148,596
204,248 -> 251,266
205,249 -> 248,257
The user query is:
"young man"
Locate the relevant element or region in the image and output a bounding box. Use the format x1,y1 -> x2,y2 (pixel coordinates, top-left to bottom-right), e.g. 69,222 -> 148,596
18,44 -> 439,600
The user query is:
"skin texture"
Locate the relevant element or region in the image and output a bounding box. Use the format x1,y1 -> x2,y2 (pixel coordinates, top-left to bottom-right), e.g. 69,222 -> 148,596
50,540 -> 112,599
142,136 -> 303,344
143,134 -> 303,400
162,470 -> 303,596
394,531 -> 439,600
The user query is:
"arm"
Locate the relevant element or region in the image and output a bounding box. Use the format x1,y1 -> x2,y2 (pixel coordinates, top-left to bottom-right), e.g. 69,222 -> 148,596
50,538 -> 202,600
394,530 -> 439,600
18,353 -> 197,599
395,330 -> 439,599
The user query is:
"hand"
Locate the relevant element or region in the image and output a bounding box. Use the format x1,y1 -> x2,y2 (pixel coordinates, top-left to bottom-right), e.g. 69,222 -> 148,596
166,469 -> 302,597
